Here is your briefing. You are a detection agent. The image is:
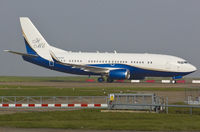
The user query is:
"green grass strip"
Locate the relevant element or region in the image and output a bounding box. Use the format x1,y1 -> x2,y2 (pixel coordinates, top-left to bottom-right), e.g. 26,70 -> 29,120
0,109 -> 200,130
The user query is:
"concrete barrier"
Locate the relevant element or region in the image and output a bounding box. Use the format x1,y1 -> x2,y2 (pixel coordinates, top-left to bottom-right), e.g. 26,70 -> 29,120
146,80 -> 155,83
176,80 -> 185,83
116,80 -> 124,83
161,80 -> 171,83
192,80 -> 200,84
86,79 -> 95,82
131,80 -> 140,83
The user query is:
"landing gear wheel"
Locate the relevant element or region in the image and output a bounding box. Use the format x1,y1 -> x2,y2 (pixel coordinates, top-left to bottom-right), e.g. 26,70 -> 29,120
172,80 -> 176,84
98,77 -> 105,83
107,78 -> 114,83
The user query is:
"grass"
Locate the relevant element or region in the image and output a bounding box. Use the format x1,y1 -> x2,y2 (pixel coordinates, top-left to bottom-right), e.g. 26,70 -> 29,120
0,76 -> 200,130
0,76 -> 95,82
0,85 -> 187,96
0,109 -> 200,130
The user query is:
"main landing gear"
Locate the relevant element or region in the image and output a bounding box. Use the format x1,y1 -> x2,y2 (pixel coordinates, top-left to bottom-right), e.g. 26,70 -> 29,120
106,78 -> 114,83
97,77 -> 114,83
97,77 -> 105,83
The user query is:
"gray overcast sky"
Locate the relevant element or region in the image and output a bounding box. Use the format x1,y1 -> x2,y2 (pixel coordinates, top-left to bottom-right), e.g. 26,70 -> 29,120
1,0 -> 200,77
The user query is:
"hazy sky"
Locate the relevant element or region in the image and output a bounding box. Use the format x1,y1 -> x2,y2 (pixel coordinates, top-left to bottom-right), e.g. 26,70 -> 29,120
1,0 -> 200,77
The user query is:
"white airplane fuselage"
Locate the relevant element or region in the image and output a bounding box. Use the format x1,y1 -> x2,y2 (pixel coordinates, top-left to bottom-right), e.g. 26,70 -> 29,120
48,46 -> 196,77
5,17 -> 197,82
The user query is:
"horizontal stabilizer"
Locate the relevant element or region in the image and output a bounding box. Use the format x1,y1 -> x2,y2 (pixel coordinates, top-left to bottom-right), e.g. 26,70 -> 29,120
4,50 -> 38,57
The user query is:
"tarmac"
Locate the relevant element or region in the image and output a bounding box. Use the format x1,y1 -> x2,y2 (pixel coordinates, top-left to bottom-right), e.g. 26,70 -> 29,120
0,81 -> 199,88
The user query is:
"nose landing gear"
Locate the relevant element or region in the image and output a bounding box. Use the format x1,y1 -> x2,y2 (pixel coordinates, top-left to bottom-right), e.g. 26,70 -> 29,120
172,80 -> 176,84
172,76 -> 182,84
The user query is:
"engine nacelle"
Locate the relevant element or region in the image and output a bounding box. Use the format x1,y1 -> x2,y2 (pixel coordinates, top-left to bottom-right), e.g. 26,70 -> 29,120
108,69 -> 130,80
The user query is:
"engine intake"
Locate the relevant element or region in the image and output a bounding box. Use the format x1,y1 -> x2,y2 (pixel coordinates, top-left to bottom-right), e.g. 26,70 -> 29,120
108,69 -> 130,80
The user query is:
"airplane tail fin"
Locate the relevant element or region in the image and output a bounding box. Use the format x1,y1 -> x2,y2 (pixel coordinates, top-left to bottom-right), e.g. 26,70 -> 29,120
20,17 -> 53,61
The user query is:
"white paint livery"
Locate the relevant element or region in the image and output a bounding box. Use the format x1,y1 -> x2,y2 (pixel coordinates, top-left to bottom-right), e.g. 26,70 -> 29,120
20,17 -> 53,61
49,48 -> 196,73
4,17 -> 197,82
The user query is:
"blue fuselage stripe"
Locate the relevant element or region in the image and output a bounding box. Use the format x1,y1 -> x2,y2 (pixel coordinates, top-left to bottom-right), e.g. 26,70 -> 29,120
22,56 -> 192,79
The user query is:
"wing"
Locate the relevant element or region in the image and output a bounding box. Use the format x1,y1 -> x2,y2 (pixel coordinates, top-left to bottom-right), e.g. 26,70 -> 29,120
49,51 -> 110,74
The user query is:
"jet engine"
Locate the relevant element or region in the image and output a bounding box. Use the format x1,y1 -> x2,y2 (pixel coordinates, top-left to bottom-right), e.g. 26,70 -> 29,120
108,69 -> 130,80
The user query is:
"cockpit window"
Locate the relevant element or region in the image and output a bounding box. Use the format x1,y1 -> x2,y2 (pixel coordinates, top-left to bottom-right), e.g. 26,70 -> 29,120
177,61 -> 188,64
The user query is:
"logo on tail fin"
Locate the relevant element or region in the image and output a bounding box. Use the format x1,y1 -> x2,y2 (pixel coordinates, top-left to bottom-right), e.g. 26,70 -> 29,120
32,38 -> 45,48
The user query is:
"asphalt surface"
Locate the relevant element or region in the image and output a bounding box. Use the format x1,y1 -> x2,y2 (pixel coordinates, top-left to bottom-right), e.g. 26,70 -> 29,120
0,81 -> 199,88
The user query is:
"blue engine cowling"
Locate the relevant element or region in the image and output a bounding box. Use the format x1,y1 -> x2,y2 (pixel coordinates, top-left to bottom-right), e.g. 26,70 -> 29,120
108,69 -> 130,80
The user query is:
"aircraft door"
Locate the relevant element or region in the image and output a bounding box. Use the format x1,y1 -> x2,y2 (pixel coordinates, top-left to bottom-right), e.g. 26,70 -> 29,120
49,61 -> 54,67
177,65 -> 180,72
165,61 -> 171,70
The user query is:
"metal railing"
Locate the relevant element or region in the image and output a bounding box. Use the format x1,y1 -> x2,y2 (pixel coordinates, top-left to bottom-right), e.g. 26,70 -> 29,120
110,103 -> 200,115
0,95 -> 200,115
0,96 -> 108,104
108,93 -> 166,111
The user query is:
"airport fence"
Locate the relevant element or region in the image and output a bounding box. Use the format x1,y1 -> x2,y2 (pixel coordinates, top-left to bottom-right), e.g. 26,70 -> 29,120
0,96 -> 108,109
0,95 -> 200,115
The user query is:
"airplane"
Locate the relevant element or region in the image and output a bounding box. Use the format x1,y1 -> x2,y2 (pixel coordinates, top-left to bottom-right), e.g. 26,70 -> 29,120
5,17 -> 197,83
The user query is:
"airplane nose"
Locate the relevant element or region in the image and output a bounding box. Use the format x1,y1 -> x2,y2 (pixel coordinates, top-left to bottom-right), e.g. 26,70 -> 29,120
190,64 -> 197,72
